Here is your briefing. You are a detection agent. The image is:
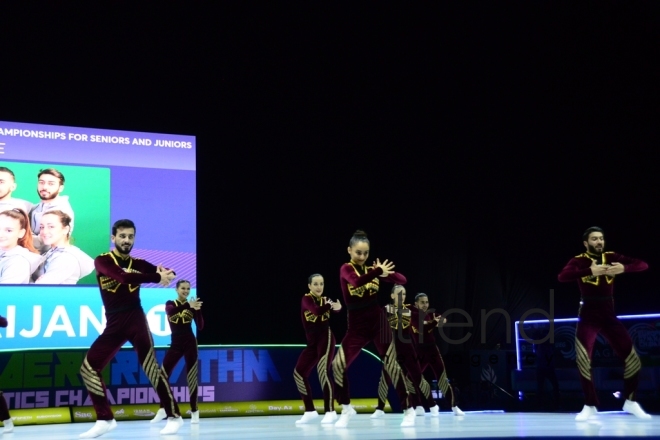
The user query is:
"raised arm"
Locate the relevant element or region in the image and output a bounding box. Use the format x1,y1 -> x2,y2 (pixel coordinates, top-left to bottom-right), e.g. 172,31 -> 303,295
410,307 -> 436,334
558,257 -> 592,283
95,256 -> 161,285
382,272 -> 407,285
610,253 -> 648,273
340,264 -> 383,288
423,313 -> 441,332
165,300 -> 191,317
301,295 -> 332,316
194,309 -> 204,331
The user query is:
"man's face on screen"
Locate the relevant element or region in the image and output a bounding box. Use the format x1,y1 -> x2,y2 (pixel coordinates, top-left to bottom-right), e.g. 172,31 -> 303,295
0,172 -> 17,201
112,227 -> 135,255
37,174 -> 63,201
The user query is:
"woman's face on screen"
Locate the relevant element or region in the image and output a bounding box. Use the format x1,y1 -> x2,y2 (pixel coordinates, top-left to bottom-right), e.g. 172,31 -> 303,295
0,214 -> 25,251
39,213 -> 69,247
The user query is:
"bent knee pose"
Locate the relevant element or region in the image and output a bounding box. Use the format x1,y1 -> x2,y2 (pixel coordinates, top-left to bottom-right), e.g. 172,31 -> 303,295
411,292 -> 464,416
373,285 -> 437,419
331,230 -> 415,427
558,226 -> 650,421
152,280 -> 204,424
293,273 -> 341,424
79,219 -> 183,438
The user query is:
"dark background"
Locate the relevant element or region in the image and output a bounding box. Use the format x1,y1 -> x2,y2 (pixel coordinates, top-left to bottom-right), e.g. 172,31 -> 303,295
1,3 -> 658,353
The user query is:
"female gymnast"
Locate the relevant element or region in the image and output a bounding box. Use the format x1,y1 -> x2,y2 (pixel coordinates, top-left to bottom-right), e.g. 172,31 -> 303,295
293,273 -> 342,424
151,280 -> 204,424
33,210 -> 94,284
332,230 -> 416,427
0,209 -> 41,284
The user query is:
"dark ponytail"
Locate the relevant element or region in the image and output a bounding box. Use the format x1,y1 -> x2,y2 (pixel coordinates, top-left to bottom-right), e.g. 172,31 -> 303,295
349,229 -> 369,247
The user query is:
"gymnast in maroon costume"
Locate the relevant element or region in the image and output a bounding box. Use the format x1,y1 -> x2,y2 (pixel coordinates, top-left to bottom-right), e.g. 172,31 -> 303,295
410,293 -> 464,415
558,226 -> 651,421
372,285 -> 438,418
331,230 -> 416,427
151,280 -> 204,424
79,219 -> 183,438
0,315 -> 14,435
293,274 -> 341,425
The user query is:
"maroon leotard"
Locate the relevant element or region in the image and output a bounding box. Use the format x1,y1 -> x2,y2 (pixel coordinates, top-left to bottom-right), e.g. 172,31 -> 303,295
294,293 -> 337,412
558,251 -> 647,406
410,306 -> 457,407
332,262 -> 411,408
161,299 -> 204,411
80,251 -> 180,421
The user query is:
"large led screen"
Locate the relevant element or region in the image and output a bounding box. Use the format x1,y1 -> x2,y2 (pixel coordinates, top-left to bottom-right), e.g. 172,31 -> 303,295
0,121 -> 196,349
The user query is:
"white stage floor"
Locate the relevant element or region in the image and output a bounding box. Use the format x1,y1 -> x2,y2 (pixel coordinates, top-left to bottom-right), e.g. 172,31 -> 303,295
6,412 -> 660,439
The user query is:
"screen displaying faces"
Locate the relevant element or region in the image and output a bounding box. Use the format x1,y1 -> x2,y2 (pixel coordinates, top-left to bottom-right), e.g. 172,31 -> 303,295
0,121 -> 196,348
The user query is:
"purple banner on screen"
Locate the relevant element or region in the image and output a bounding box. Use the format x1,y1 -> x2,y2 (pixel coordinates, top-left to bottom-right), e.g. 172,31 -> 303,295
0,121 -> 195,171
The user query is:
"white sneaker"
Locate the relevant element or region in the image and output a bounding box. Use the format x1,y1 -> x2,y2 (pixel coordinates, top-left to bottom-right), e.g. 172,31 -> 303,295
150,408 -> 167,423
160,416 -> 183,435
295,410 -> 319,424
2,418 -> 14,433
401,407 -> 416,427
370,409 -> 385,419
190,410 -> 200,424
623,400 -> 652,419
575,405 -> 597,421
415,406 -> 426,416
79,419 -> 117,438
452,406 -> 465,416
429,405 -> 440,417
335,405 -> 356,428
321,411 -> 337,424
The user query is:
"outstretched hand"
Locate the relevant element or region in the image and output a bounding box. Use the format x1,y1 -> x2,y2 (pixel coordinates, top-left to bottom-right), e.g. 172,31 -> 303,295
189,297 -> 203,310
375,258 -> 396,277
157,265 -> 176,286
330,299 -> 342,311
